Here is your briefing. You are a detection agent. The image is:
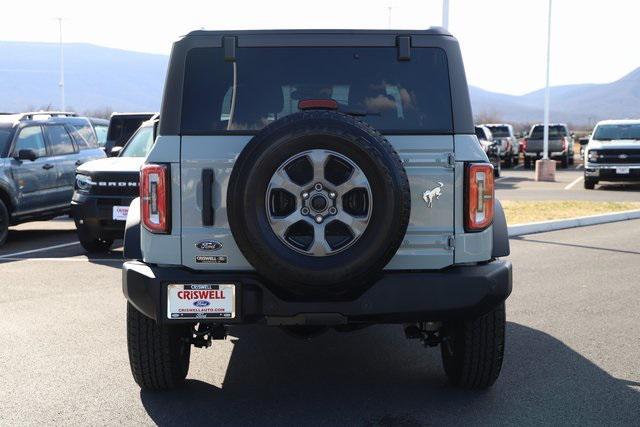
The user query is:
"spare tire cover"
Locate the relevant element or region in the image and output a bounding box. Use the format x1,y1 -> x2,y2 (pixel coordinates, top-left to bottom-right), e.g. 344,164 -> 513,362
227,111 -> 410,298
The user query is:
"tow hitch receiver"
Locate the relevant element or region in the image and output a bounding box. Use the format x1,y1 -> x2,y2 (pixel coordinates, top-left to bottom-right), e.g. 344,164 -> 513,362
190,324 -> 227,348
404,322 -> 443,347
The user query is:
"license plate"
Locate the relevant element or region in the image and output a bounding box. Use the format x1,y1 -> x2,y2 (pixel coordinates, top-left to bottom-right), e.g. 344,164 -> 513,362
112,205 -> 129,221
167,284 -> 236,319
616,167 -> 630,175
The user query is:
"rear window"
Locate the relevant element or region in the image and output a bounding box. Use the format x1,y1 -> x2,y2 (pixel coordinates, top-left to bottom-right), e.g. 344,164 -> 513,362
67,123 -> 98,149
530,125 -> 567,139
487,125 -> 510,138
181,47 -> 453,134
94,125 -> 108,146
474,126 -> 487,140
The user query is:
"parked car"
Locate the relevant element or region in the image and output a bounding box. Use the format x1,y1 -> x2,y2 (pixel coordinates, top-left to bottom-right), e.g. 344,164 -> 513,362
523,123 -> 574,168
104,112 -> 155,156
0,111 -> 106,245
72,115 -> 158,252
584,119 -> 640,189
475,125 -> 501,177
88,117 -> 109,148
484,123 -> 518,168
121,29 -> 512,391
578,134 -> 591,159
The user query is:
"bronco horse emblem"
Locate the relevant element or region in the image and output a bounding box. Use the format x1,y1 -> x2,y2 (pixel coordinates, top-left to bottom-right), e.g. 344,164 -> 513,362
422,182 -> 444,208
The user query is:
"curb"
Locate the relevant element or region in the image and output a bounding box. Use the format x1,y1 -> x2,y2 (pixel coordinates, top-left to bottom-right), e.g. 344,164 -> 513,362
508,209 -> 640,237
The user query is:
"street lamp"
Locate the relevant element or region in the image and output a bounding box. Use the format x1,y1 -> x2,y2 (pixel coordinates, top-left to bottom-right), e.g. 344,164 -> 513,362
535,0 -> 556,181
56,17 -> 65,111
442,0 -> 450,29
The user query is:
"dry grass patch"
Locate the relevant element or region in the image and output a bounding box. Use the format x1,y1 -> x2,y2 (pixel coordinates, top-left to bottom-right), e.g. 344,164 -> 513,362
501,200 -> 640,225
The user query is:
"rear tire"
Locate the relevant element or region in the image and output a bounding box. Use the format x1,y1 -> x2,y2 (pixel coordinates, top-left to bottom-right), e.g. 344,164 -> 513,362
79,236 -> 113,253
523,157 -> 531,169
441,303 -> 506,389
0,199 -> 9,247
504,154 -> 512,169
561,155 -> 568,169
127,303 -> 192,390
584,178 -> 597,190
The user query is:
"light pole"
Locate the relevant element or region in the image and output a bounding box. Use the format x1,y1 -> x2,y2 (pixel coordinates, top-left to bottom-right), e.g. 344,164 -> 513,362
535,0 -> 556,181
56,17 -> 65,111
442,0 -> 450,30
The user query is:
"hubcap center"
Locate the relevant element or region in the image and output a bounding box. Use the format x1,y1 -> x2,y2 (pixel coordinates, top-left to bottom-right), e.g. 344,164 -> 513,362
310,195 -> 328,212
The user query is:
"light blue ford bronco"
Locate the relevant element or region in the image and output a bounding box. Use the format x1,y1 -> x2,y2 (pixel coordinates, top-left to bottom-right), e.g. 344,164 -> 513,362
122,28 -> 512,390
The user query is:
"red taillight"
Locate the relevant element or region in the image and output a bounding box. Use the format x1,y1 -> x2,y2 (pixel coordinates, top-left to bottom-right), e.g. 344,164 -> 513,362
141,164 -> 170,233
298,99 -> 339,110
465,163 -> 494,232
562,137 -> 568,151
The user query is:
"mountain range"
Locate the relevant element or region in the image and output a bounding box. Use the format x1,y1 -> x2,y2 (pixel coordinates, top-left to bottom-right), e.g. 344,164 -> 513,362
1,41 -> 639,127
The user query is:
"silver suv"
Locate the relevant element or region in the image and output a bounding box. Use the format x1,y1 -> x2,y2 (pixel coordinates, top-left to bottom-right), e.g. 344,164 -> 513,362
122,29 -> 512,390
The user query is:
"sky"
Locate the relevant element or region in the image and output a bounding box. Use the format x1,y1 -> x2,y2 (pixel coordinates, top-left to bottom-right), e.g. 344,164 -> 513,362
1,0 -> 639,95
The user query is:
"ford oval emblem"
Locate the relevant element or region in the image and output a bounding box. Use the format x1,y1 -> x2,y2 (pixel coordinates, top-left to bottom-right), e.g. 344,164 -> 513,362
196,240 -> 223,251
193,300 -> 211,307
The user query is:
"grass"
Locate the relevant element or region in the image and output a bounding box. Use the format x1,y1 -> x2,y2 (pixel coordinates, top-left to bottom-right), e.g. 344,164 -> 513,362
501,200 -> 640,225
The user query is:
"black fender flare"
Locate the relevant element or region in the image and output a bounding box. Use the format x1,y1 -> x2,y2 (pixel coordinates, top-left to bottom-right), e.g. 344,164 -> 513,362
492,199 -> 510,258
123,197 -> 142,260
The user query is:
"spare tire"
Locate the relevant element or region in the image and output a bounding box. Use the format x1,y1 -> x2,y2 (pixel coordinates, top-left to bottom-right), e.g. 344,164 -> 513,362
227,111 -> 410,298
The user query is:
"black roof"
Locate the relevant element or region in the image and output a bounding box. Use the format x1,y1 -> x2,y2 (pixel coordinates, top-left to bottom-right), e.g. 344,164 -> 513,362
184,28 -> 452,38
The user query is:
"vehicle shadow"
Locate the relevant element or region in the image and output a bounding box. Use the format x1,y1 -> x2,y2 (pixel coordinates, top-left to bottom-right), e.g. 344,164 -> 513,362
139,322 -> 640,426
597,183 -> 640,192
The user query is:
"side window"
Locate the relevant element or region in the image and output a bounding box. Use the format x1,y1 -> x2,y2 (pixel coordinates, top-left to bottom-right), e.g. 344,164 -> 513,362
67,123 -> 98,150
94,125 -> 108,146
13,126 -> 47,158
45,125 -> 76,155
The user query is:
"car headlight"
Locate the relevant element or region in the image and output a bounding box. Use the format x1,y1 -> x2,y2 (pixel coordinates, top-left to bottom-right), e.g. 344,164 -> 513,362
587,150 -> 599,162
75,174 -> 95,192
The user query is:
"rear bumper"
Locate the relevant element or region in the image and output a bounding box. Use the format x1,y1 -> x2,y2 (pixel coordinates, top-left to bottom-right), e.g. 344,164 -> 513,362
524,151 -> 566,159
122,260 -> 512,325
71,192 -> 134,240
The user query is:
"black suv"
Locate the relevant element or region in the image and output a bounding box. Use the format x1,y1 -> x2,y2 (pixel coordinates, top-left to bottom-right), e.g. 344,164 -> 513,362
104,113 -> 155,156
72,115 -> 158,252
0,112 -> 105,245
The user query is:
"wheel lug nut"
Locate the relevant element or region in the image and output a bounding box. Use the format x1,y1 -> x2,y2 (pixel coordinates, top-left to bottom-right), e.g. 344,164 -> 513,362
302,192 -> 309,199
315,215 -> 323,223
301,207 -> 310,215
329,192 -> 336,199
314,183 -> 323,191
328,207 -> 337,215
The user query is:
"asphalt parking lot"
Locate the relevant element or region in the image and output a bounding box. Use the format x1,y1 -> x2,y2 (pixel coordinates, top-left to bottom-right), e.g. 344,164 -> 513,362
0,218 -> 639,425
497,164 -> 640,202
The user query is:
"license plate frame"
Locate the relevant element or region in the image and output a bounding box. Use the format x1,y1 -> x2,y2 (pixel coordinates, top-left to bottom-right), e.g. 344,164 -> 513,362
167,283 -> 236,320
112,205 -> 129,221
616,167 -> 630,175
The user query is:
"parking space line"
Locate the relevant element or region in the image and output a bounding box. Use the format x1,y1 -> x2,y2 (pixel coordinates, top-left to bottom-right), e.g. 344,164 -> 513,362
564,176 -> 584,190
575,163 -> 583,169
0,242 -> 80,259
0,257 -> 121,262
